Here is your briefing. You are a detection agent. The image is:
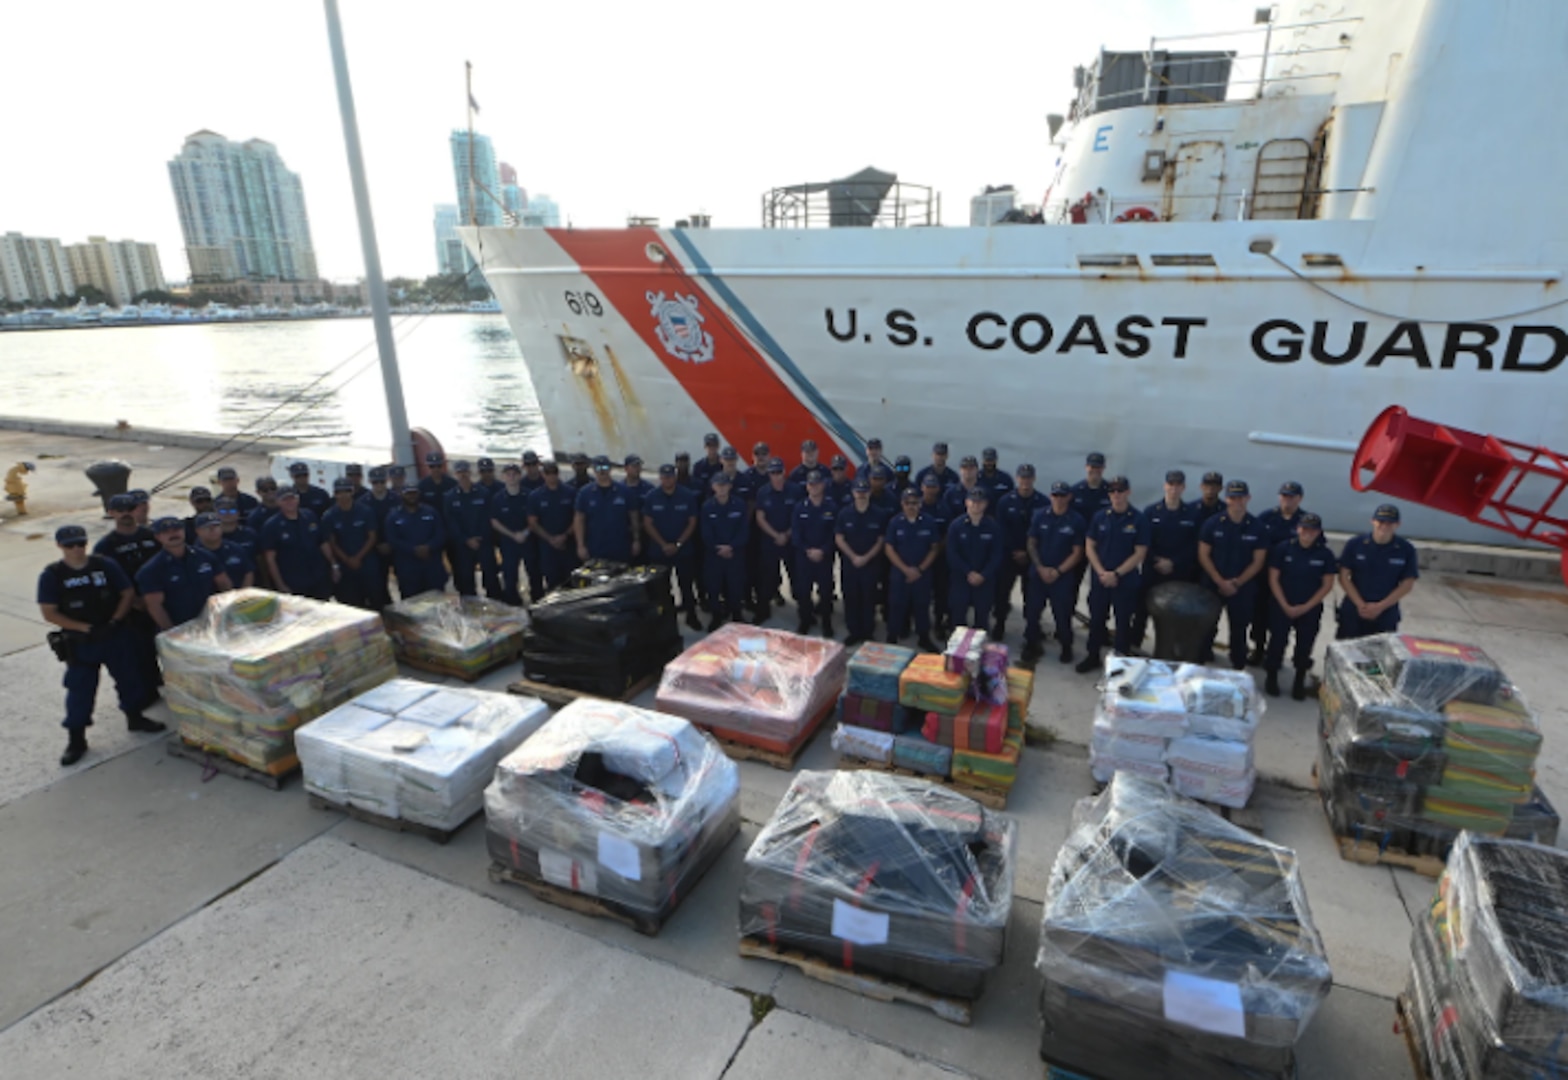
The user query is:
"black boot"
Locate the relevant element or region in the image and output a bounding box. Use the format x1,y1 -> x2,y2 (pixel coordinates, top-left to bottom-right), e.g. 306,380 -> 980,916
1246,647 -> 1267,668
685,608 -> 703,631
127,713 -> 167,734
1059,643 -> 1074,665
1264,669 -> 1281,698
755,605 -> 772,625
991,618 -> 1006,641
821,615 -> 835,639
1021,639 -> 1044,663
795,615 -> 814,635
916,635 -> 938,653
1292,668 -> 1309,701
61,730 -> 87,767
707,615 -> 725,632
1074,651 -> 1100,674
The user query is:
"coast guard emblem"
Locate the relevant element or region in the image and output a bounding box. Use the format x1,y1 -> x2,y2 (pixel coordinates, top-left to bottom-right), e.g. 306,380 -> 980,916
647,290 -> 714,364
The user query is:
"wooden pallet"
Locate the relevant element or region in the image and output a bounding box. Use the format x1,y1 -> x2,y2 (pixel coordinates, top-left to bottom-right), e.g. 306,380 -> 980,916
738,937 -> 972,1026
506,670 -> 661,708
1394,994 -> 1432,1080
487,861 -> 663,936
397,647 -> 521,683
165,737 -> 295,790
836,755 -> 1010,810
307,793 -> 472,844
1311,762 -> 1447,878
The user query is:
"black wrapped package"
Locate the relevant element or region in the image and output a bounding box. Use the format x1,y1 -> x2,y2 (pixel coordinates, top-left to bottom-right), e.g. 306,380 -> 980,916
1506,787 -> 1561,847
1038,774 -> 1332,1080
739,770 -> 1015,1000
522,563 -> 681,694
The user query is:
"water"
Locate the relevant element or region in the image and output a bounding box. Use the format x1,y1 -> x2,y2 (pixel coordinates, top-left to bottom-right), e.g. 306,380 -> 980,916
0,314 -> 549,455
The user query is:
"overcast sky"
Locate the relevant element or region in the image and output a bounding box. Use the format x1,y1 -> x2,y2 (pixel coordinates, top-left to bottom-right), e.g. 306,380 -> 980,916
3,0 -> 1250,283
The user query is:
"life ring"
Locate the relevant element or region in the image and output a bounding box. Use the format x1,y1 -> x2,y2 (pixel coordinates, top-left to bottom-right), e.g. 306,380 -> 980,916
1114,206 -> 1160,223
410,426 -> 445,478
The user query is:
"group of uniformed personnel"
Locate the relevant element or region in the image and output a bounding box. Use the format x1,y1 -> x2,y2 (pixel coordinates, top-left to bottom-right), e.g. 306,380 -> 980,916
39,438 -> 1420,767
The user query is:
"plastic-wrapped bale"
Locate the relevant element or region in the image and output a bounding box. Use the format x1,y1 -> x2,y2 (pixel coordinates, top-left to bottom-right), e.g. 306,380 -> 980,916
943,626 -> 987,677
1167,735 -> 1256,809
1371,633 -> 1505,710
1091,712 -> 1170,785
921,699 -> 1006,754
1006,666 -> 1034,730
952,730 -> 1023,792
484,698 -> 739,923
1038,774 -> 1331,1080
381,591 -> 528,680
158,589 -> 396,774
741,770 -> 1015,999
522,563 -> 681,696
655,624 -> 847,753
898,653 -> 969,715
846,642 -> 915,701
1405,834 -> 1568,1080
297,680 -> 549,830
1505,787 -> 1560,846
891,734 -> 952,778
1318,638 -> 1448,783
839,691 -> 913,734
832,724 -> 894,764
1099,658 -> 1190,740
970,642 -> 1009,705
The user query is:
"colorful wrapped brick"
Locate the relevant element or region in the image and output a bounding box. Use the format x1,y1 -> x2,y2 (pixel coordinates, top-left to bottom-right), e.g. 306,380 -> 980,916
839,691 -> 913,734
944,626 -> 987,677
891,734 -> 953,777
382,592 -> 528,680
1006,666 -> 1034,732
846,642 -> 916,701
899,653 -> 969,715
831,723 -> 895,764
923,699 -> 1008,754
952,730 -> 1023,790
971,642 -> 1010,705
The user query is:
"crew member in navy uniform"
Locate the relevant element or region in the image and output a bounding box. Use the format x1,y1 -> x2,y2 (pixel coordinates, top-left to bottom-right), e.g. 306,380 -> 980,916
261,489 -> 334,600
344,463 -> 369,500
1190,471 -> 1225,525
885,488 -> 941,651
214,496 -> 261,574
864,464 -> 898,619
701,473 -> 749,629
491,463 -> 534,607
827,455 -> 854,505
568,452 -> 592,492
128,488 -> 152,528
994,463 -> 1047,641
1266,511 -> 1337,699
859,436 -> 888,478
322,478 -> 378,608
247,477 -> 281,541
527,461 -> 578,591
38,524 -> 160,767
517,451 -> 547,599
364,466 -> 399,608
193,510 -> 255,590
575,455 -> 639,565
946,488 -> 1003,632
95,493 -> 163,701
1132,469 -> 1201,648
474,457 -> 500,499
754,458 -> 800,623
915,474 -> 952,635
642,464 -> 703,630
835,478 -> 885,647
1024,481 -> 1087,665
622,454 -> 654,518
1070,451 -> 1113,629
673,450 -> 695,493
418,452 -> 458,508
385,484 -> 449,597
138,516 -> 233,631
183,486 -> 216,544
446,461 -> 498,597
890,455 -> 914,495
286,461 -> 333,518
691,433 -> 724,495
738,442 -> 770,611
789,439 -> 822,486
1075,477 -> 1150,672
791,470 -> 837,637
1251,480 -> 1307,665
915,442 -> 957,493
941,455 -> 982,524
1337,503 -> 1419,639
215,466 -> 259,514
1197,480 -> 1270,670
975,447 -> 1014,508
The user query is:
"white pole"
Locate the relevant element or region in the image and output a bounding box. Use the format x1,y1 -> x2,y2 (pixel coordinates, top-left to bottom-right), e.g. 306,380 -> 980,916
323,0 -> 412,467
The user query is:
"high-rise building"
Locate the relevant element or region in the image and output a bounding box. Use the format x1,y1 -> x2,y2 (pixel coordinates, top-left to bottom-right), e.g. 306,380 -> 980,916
65,237 -> 166,306
498,161 -> 526,219
450,131 -> 504,229
0,232 -> 76,304
432,204 -> 465,277
520,194 -> 561,229
167,131 -> 318,283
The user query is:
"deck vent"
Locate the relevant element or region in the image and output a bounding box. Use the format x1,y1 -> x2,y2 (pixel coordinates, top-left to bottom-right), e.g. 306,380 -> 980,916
1302,253 -> 1345,268
1077,254 -> 1141,269
1150,254 -> 1217,267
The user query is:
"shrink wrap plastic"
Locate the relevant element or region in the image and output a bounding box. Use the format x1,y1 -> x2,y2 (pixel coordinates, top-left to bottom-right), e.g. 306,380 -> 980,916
832,724 -> 894,764
741,770 -> 1015,999
484,698 -> 739,919
655,623 -> 847,746
899,653 -> 969,715
157,589 -> 396,771
522,561 -> 681,696
382,591 -> 527,677
1318,635 -> 1545,856
297,680 -> 548,830
1038,775 -> 1331,1080
846,642 -> 915,701
1405,834 -> 1568,1079
944,626 -> 987,677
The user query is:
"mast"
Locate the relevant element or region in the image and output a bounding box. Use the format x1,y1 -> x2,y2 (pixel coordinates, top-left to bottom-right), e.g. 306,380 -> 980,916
466,61 -> 477,229
322,0 -> 412,467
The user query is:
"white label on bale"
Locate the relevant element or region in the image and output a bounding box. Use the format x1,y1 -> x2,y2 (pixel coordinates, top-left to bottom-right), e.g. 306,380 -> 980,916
738,636 -> 769,653
1163,971 -> 1246,1038
597,832 -> 643,881
831,899 -> 890,946
539,847 -> 596,894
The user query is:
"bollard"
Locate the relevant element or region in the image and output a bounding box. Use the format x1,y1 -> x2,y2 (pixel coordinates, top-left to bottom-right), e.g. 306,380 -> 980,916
85,460 -> 133,515
1144,582 -> 1223,663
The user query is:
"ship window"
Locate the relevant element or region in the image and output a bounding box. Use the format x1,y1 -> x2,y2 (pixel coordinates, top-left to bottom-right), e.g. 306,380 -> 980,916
1150,254 -> 1217,267
1302,253 -> 1344,268
1077,254 -> 1141,269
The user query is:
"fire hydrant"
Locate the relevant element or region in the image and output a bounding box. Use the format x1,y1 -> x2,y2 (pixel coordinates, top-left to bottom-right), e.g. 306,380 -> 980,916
5,462 -> 35,516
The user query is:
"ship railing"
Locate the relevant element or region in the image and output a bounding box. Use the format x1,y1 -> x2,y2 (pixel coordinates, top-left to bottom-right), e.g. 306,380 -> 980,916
1041,187 -> 1373,226
762,180 -> 941,229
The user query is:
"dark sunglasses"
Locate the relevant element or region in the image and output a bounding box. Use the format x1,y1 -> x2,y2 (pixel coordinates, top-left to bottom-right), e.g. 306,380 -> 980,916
62,539 -> 87,548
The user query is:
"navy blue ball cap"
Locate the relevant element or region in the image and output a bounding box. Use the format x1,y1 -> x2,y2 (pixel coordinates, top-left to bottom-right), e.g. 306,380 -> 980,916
894,455 -> 911,470
703,432 -> 720,446
871,464 -> 892,479
866,437 -> 883,449
425,451 -> 445,465
901,488 -> 920,502
720,446 -> 738,460
216,466 -> 238,480
1086,452 -> 1106,467
1050,481 -> 1072,496
1279,480 -> 1304,496
960,454 -> 979,468
387,465 -> 406,479
932,441 -> 948,454
1226,479 -> 1251,498
852,478 -> 871,492
288,461 -> 310,475
1016,463 -> 1036,478
982,447 -> 998,462
830,455 -> 848,468
128,489 -> 150,503
277,488 -> 300,501
806,469 -> 826,484
152,515 -> 183,533
1298,511 -> 1324,529
711,472 -> 733,486
1374,503 -> 1401,523
752,441 -> 770,456
214,495 -> 238,509
332,477 -> 355,491
55,524 -> 88,544
658,463 -> 676,477
921,474 -> 941,489
368,467 -> 388,482
571,452 -> 589,465
1165,469 -> 1186,485
966,487 -> 989,502
501,462 -> 522,474
800,439 -> 817,452
453,460 -> 472,473
624,453 -> 643,467
345,463 -> 365,476
767,457 -> 785,473
675,450 -> 691,462
254,477 -> 277,491
591,455 -> 611,470
1202,471 -> 1224,486
1107,476 -> 1131,493
189,486 -> 212,501
476,457 -> 494,470
108,493 -> 136,512
541,461 -> 560,474
194,511 -> 221,528
522,450 -> 540,465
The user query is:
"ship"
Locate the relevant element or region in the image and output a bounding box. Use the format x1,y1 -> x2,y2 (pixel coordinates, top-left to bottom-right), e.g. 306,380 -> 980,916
463,0 -> 1568,546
